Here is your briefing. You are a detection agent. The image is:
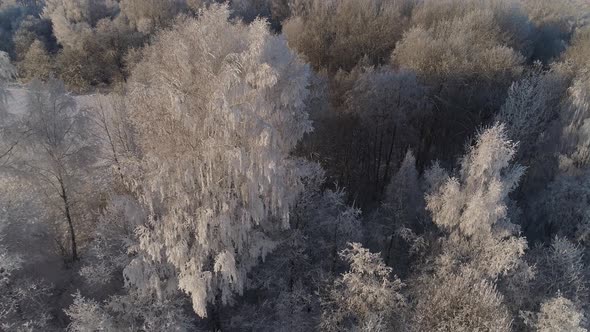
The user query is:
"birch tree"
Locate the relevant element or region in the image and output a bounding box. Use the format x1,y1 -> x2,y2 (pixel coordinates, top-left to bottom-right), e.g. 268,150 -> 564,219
124,4 -> 315,318
20,78 -> 97,261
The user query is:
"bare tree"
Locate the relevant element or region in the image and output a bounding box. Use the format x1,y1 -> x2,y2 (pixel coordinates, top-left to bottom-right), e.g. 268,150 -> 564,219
20,78 -> 97,261
87,94 -> 135,185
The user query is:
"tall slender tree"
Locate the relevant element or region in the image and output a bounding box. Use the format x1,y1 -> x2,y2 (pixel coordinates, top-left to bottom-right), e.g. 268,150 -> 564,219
20,78 -> 96,261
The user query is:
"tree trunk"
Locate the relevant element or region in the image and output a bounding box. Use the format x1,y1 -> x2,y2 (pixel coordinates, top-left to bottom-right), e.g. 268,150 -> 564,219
375,130 -> 384,193
385,231 -> 395,267
382,126 -> 397,194
59,178 -> 78,262
331,221 -> 340,273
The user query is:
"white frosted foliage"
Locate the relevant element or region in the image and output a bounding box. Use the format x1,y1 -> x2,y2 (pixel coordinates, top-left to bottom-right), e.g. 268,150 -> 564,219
527,295 -> 588,332
125,4 -> 314,317
321,242 -> 406,331
426,124 -> 527,278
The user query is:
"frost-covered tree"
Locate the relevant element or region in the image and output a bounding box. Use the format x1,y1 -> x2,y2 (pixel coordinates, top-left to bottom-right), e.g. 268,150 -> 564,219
79,195 -> 144,287
119,0 -> 187,34
321,243 -> 406,332
522,0 -> 590,61
18,39 -> 53,81
69,192 -> 194,332
374,150 -> 427,269
383,150 -> 423,226
412,268 -> 513,332
527,69 -> 590,239
524,295 -> 588,332
227,181 -> 363,332
520,61 -> 590,241
410,124 -> 529,331
20,78 -> 99,261
563,26 -> 590,72
531,170 -> 590,240
87,94 -> 136,184
66,289 -> 194,332
522,0 -> 590,33
124,4 -> 315,318
426,124 -> 527,279
560,72 -> 590,170
496,65 -> 569,158
494,64 -> 573,199
42,0 -> 117,49
12,13 -> 55,63
2,0 -> 590,330
0,210 -> 52,331
393,2 -> 527,83
283,0 -> 412,72
65,291 -> 115,332
529,237 -> 589,306
0,1 -> 44,58
54,19 -> 137,92
392,0 -> 529,164
407,0 -> 533,57
41,0 -> 149,91
0,276 -> 52,331
302,188 -> 363,272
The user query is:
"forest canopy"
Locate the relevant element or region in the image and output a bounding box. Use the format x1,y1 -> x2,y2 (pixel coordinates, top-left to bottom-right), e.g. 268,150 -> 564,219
0,0 -> 590,331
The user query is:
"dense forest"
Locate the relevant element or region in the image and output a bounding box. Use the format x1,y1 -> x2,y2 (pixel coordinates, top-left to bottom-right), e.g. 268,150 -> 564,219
0,0 -> 590,330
